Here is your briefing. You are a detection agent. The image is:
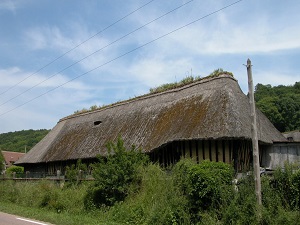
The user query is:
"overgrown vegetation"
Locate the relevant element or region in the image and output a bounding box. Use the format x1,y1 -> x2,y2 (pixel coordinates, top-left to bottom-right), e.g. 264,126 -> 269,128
65,159 -> 88,186
1,139 -> 300,224
255,82 -> 300,132
0,129 -> 50,152
6,165 -> 24,176
73,68 -> 233,115
149,68 -> 233,94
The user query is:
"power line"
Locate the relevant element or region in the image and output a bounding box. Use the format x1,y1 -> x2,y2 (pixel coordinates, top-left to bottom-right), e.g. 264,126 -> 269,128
0,0 -> 156,96
0,0 -> 195,107
0,0 -> 243,117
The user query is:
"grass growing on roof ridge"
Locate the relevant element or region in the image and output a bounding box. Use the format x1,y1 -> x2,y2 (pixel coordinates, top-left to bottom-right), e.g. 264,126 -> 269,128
72,68 -> 233,116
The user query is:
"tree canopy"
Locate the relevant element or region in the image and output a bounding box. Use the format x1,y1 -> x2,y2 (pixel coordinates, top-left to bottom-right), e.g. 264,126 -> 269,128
255,82 -> 300,132
0,129 -> 50,153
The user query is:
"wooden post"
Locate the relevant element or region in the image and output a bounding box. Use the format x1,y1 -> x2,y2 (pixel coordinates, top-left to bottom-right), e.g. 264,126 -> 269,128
246,59 -> 262,205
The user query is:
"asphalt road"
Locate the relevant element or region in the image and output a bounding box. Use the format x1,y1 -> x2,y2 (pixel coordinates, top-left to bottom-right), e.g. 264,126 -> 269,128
0,212 -> 53,225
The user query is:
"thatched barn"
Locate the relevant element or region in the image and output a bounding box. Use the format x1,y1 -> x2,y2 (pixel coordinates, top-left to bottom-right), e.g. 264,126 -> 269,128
15,74 -> 286,175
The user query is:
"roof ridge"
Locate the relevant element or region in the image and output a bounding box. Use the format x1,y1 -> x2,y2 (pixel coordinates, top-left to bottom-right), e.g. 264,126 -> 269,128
59,74 -> 237,122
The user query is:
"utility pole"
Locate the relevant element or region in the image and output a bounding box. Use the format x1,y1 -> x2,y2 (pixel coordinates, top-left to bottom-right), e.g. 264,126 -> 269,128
246,59 -> 262,205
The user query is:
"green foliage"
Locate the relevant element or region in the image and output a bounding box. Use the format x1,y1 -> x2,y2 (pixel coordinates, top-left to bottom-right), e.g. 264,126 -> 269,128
65,159 -> 88,186
84,137 -> 149,208
149,69 -> 233,94
6,165 -> 24,175
1,162 -> 300,224
74,69 -> 234,115
207,68 -> 233,78
255,82 -> 300,132
272,163 -> 300,209
173,159 -> 234,222
106,164 -> 190,225
73,108 -> 89,114
0,129 -> 50,153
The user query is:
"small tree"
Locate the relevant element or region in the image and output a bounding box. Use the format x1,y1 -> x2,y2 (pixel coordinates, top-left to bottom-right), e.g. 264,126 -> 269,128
84,137 -> 149,208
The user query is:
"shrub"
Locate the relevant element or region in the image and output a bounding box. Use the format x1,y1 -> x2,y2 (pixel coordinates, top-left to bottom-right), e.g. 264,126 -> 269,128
105,163 -> 191,225
84,137 -> 149,208
272,162 -> 300,209
6,165 -> 24,177
65,159 -> 87,186
173,159 -> 234,223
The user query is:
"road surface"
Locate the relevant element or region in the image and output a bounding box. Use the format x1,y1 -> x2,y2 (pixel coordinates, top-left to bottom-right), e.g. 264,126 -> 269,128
0,212 -> 53,225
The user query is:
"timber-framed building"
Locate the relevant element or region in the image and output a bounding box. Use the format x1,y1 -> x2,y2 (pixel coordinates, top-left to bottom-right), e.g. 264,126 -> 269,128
16,74 -> 286,174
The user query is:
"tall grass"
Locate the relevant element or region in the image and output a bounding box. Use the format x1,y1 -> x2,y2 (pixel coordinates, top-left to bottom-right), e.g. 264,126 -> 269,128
1,161 -> 300,225
105,164 -> 190,225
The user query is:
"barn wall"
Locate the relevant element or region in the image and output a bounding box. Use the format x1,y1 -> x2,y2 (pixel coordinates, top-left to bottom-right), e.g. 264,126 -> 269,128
23,139 -> 255,175
261,142 -> 300,169
149,139 -> 253,172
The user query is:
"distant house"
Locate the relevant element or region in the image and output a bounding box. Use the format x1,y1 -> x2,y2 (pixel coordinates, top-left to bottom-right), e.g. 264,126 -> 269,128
1,151 -> 25,170
15,74 -> 286,174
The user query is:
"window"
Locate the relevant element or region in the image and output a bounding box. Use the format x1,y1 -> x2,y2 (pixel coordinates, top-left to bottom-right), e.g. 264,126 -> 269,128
94,121 -> 102,126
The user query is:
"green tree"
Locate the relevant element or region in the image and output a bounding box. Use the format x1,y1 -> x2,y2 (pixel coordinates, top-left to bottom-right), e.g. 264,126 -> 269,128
0,129 -> 49,153
84,137 -> 149,208
255,82 -> 300,132
256,97 -> 285,131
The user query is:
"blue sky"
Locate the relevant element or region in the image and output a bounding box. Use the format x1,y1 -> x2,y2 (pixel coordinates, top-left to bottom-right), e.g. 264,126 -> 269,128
0,0 -> 299,133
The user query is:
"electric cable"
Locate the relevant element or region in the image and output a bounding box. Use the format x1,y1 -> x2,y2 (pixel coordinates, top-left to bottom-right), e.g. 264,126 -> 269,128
0,0 -> 195,107
0,0 -> 156,96
0,0 -> 243,117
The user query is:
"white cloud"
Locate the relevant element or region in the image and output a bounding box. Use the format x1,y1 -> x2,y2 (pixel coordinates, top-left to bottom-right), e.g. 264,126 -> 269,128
0,0 -> 16,13
253,71 -> 300,87
129,56 -> 193,87
0,67 -> 87,90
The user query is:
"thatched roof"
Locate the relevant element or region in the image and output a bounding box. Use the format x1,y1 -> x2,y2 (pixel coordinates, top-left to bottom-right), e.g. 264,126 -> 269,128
16,74 -> 286,164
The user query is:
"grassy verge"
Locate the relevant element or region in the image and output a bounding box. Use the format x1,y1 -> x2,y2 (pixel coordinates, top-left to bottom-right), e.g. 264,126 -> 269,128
0,201 -> 109,225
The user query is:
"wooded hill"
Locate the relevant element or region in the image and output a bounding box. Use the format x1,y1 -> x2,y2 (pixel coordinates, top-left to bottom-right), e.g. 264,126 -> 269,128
0,129 -> 50,153
255,82 -> 300,132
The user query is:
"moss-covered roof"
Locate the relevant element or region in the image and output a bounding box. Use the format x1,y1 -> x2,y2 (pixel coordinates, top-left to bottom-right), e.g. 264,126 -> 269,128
16,74 -> 286,164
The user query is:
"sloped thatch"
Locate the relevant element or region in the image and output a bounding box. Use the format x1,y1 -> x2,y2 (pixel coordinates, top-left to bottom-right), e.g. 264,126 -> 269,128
16,74 -> 286,165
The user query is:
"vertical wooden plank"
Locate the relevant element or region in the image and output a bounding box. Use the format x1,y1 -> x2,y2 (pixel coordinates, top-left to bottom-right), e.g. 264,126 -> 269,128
229,140 -> 232,163
196,140 -> 199,163
210,140 -> 215,161
224,140 -> 230,164
222,140 -> 226,163
202,140 -> 205,160
189,140 -> 193,158
204,141 -> 209,161
215,140 -> 219,162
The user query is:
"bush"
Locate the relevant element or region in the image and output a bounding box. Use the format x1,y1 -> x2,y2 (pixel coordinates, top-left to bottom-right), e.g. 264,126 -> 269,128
6,165 -> 24,177
65,159 -> 87,186
173,159 -> 234,222
106,164 -> 191,225
84,137 -> 149,208
272,163 -> 300,209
